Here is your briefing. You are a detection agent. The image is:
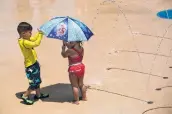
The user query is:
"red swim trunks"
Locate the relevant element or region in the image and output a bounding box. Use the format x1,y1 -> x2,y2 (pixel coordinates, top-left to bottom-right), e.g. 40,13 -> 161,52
68,63 -> 85,77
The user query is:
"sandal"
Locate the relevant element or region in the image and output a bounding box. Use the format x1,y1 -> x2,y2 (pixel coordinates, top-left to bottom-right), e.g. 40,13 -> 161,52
21,94 -> 34,105
34,93 -> 49,100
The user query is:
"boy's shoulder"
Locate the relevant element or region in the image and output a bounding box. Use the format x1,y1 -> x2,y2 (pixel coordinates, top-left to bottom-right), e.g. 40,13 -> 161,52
18,38 -> 23,41
18,38 -> 23,42
18,38 -> 25,46
18,38 -> 29,42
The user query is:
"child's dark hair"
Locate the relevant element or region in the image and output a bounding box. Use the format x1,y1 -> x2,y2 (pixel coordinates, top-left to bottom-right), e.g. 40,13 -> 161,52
17,22 -> 32,35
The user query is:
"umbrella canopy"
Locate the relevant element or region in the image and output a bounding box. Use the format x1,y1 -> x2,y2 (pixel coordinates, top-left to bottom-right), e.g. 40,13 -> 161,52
40,16 -> 94,42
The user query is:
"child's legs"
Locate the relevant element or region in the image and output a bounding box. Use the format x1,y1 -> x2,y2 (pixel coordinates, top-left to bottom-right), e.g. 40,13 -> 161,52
69,73 -> 79,102
23,88 -> 33,97
78,76 -> 87,100
25,61 -> 42,96
35,86 -> 41,96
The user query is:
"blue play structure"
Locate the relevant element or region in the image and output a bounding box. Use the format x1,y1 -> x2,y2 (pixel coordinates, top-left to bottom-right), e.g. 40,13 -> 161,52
157,9 -> 172,19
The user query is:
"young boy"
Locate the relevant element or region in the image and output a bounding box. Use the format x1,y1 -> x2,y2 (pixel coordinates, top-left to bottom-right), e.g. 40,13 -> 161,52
17,22 -> 49,105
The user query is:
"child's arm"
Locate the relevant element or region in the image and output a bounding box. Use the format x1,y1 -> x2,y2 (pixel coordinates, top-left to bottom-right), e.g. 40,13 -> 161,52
30,29 -> 44,41
30,33 -> 39,41
23,32 -> 43,49
61,45 -> 71,58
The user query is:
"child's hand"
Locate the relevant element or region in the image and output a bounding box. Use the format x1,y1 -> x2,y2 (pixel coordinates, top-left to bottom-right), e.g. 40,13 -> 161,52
37,28 -> 44,34
62,45 -> 66,50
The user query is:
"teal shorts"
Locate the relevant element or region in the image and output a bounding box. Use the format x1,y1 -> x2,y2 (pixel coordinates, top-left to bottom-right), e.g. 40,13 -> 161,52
25,61 -> 42,90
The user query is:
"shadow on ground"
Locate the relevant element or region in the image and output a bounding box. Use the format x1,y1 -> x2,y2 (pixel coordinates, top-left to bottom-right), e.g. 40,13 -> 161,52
15,83 -> 78,103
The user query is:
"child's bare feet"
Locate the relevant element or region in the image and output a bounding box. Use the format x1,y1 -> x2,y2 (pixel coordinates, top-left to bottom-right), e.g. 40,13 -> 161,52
72,100 -> 79,105
79,97 -> 87,101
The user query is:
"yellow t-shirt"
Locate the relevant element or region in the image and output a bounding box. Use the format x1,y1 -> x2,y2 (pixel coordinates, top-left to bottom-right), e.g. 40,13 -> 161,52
18,32 -> 43,67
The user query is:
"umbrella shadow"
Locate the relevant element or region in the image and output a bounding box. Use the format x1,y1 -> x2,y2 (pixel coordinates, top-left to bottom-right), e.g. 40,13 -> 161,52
15,83 -> 77,103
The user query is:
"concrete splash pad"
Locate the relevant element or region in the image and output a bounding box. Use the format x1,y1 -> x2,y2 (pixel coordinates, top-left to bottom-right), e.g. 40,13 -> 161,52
0,0 -> 172,114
